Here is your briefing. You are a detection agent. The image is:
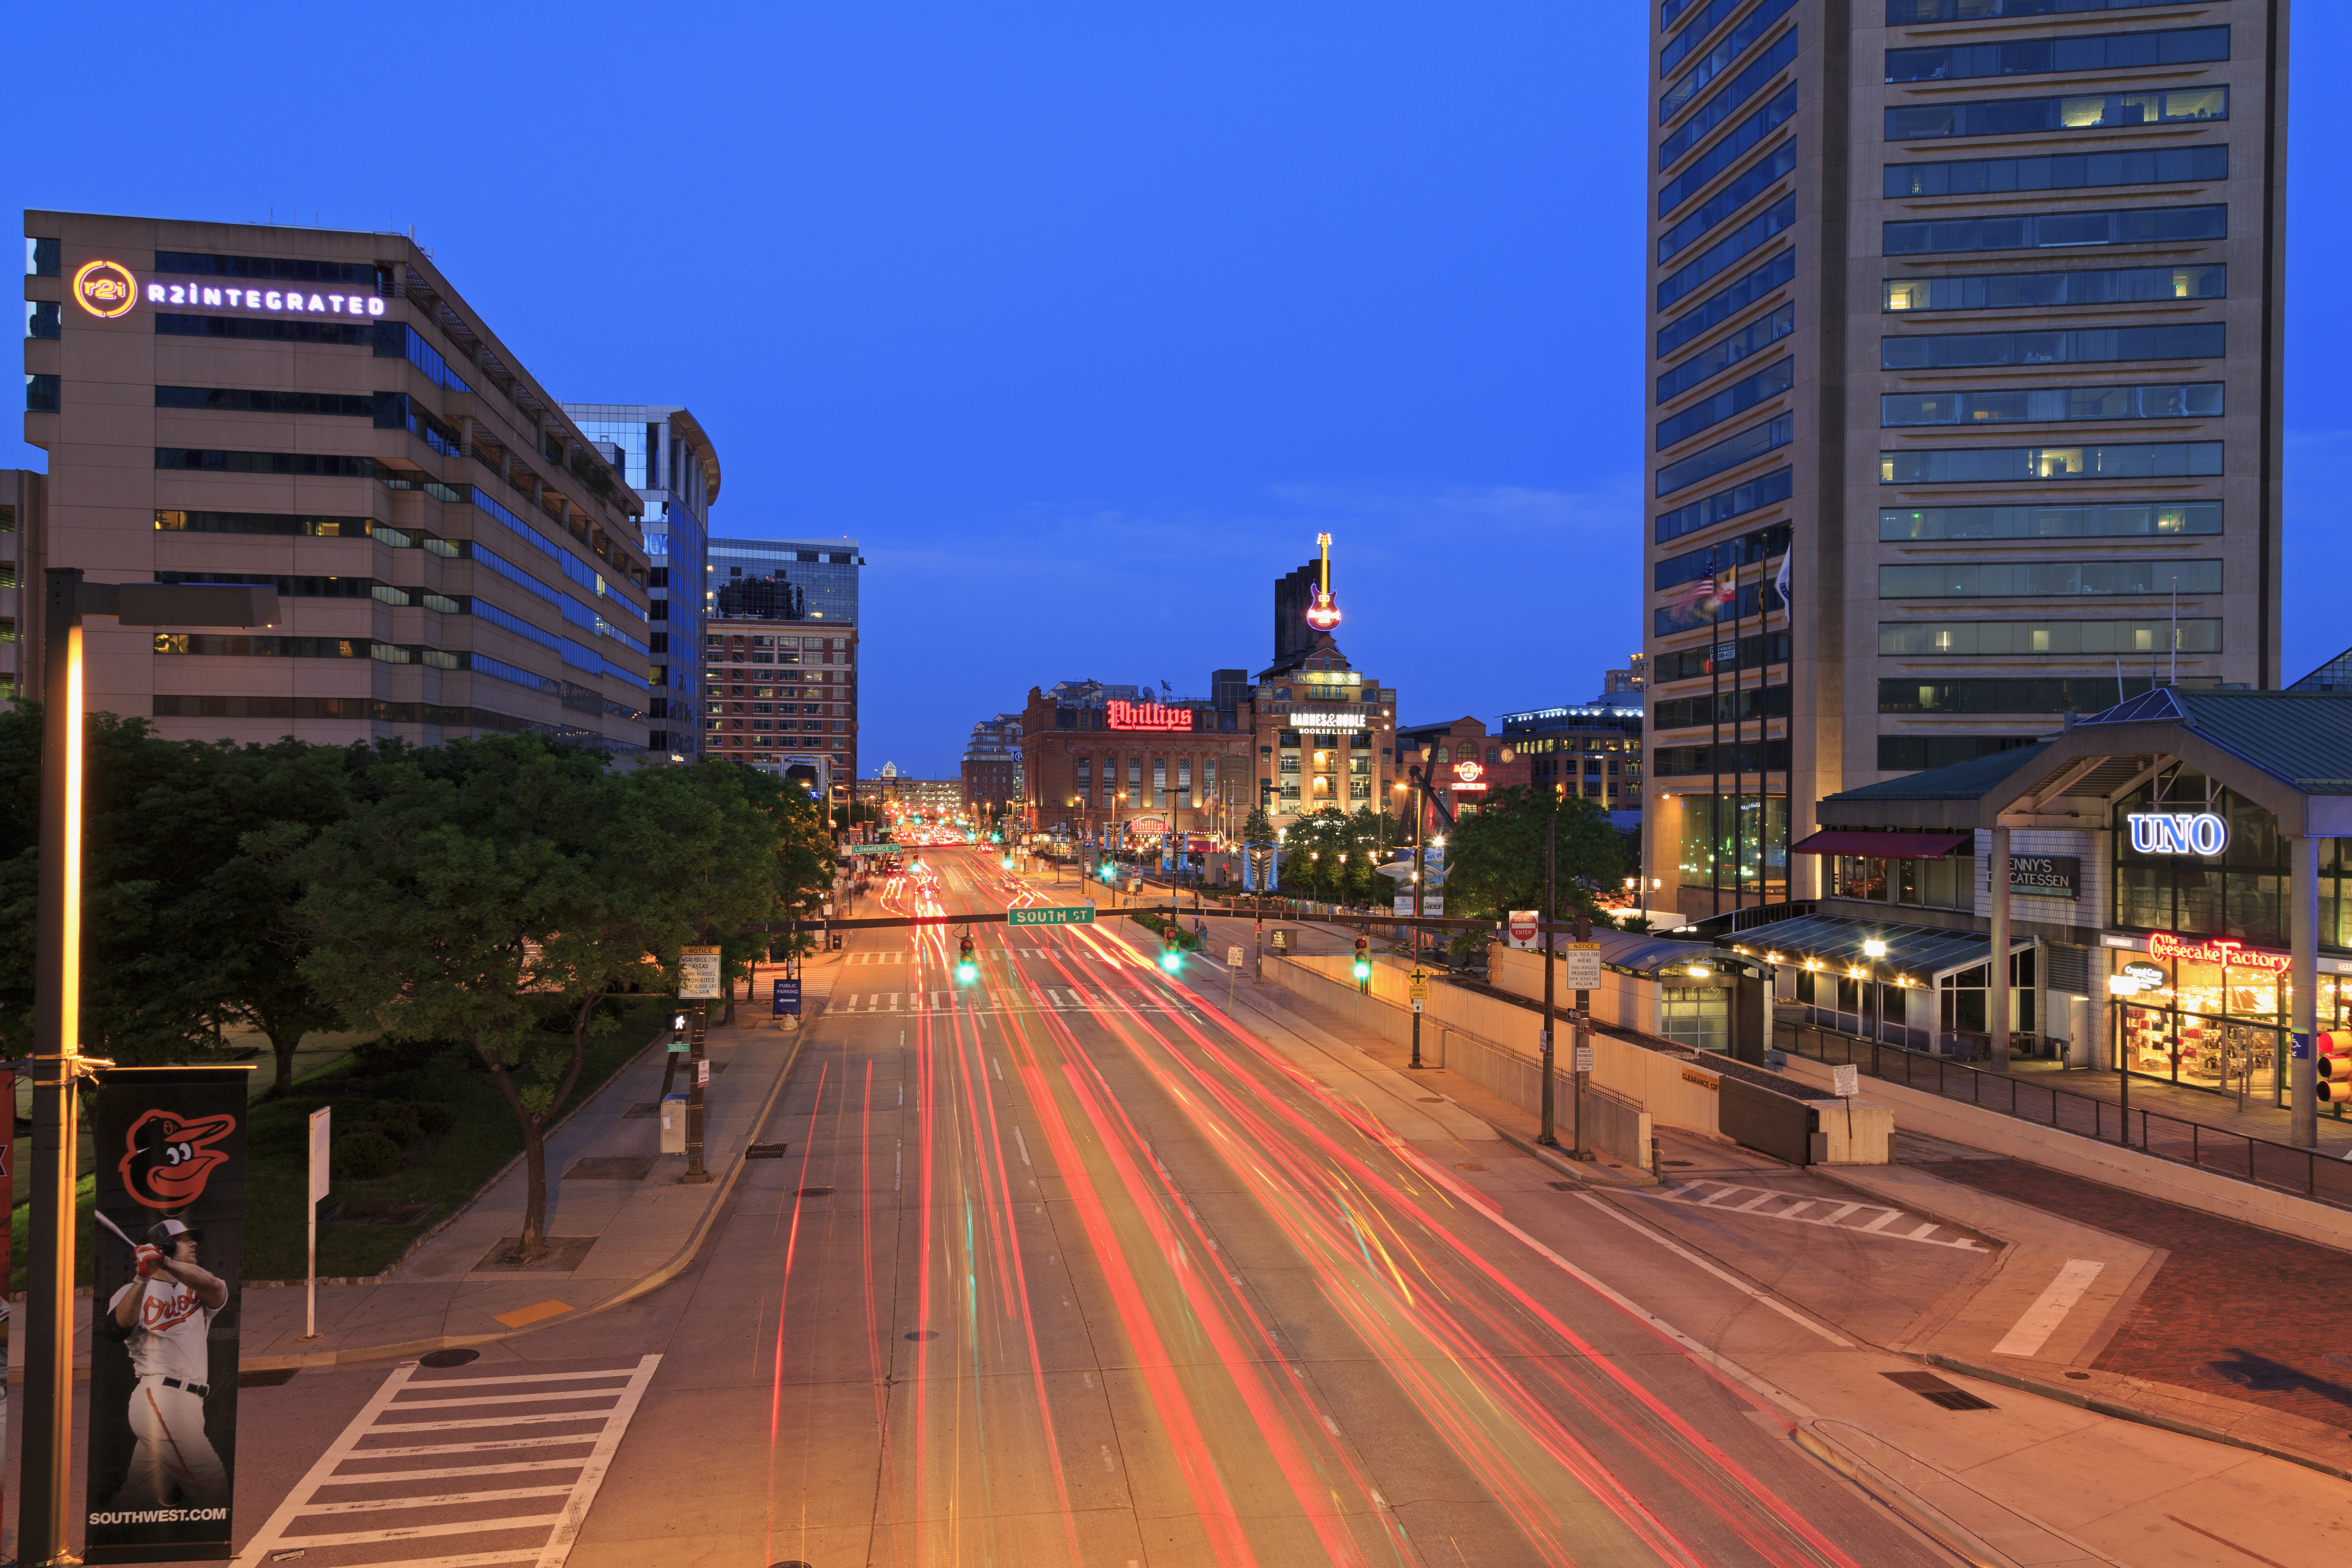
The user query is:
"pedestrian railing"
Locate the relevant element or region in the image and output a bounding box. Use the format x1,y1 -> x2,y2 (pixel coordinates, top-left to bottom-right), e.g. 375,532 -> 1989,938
1777,1022 -> 2352,1212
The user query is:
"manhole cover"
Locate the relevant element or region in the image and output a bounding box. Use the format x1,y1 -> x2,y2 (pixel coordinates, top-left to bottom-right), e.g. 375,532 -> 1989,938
420,1348 -> 481,1368
796,1187 -> 835,1198
904,1330 -> 939,1341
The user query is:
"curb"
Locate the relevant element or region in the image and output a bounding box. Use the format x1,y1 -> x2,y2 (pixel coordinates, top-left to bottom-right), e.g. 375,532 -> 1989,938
1914,1350 -> 2352,1490
1791,1425 -> 2022,1568
239,1023 -> 808,1372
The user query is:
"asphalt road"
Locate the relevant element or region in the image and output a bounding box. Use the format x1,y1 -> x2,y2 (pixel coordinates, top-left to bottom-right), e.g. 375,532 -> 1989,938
189,847 -> 1947,1568
562,849 -> 1942,1567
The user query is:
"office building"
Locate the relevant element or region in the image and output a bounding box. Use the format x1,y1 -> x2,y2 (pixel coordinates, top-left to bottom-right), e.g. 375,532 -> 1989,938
561,404 -> 719,759
23,213 -> 654,752
1601,654 -> 1648,698
1497,702 -> 1645,809
962,711 -> 1024,815
702,616 -> 857,787
706,536 -> 862,625
0,470 -> 43,702
1639,3 -> 2284,922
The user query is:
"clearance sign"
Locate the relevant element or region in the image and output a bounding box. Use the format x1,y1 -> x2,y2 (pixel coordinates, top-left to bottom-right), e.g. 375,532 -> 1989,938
71,258 -> 388,321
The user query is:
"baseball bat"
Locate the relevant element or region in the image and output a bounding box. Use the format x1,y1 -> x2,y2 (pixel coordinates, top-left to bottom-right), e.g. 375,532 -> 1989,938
94,1210 -> 141,1252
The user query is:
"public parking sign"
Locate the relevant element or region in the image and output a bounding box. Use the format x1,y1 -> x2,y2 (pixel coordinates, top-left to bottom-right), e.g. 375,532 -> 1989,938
773,978 -> 802,1016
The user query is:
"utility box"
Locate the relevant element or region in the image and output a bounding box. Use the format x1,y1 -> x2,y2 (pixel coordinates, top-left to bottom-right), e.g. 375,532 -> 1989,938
659,1094 -> 688,1155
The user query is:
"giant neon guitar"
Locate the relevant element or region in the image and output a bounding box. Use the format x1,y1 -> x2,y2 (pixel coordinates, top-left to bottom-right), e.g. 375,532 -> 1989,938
1305,531 -> 1341,631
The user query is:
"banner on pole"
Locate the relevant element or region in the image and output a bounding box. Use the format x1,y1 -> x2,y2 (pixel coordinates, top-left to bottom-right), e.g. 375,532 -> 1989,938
87,1066 -> 249,1563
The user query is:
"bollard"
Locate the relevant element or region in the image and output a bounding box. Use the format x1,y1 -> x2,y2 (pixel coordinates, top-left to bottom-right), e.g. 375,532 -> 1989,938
1649,1134 -> 1662,1179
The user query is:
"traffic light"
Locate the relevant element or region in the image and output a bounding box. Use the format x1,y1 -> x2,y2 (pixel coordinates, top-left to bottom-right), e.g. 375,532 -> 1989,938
2322,1032 -> 2352,1102
957,933 -> 978,984
1353,934 -> 1372,990
1160,926 -> 1185,975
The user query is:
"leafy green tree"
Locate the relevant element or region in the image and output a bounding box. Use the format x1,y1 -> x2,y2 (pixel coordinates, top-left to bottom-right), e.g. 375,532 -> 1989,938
1241,805 -> 1277,844
294,739 -> 786,1260
1443,785 -> 1630,927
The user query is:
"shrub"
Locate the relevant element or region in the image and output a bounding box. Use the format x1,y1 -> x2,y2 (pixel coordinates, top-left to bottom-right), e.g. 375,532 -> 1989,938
354,1117 -> 424,1151
334,1131 -> 403,1181
410,1102 -> 459,1135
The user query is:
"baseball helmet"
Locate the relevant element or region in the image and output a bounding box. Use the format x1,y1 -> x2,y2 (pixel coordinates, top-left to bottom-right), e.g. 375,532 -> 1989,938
149,1217 -> 204,1250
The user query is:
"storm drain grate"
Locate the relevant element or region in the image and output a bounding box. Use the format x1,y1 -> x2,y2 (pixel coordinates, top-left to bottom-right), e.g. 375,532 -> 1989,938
746,1143 -> 790,1159
240,1368 -> 300,1388
796,1186 -> 835,1198
1883,1370 -> 1995,1410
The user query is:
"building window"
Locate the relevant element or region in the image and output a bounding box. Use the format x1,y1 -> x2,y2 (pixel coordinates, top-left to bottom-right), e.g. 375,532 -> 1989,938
1887,86 -> 2227,143
1882,382 -> 2222,428
1882,500 -> 2218,541
1886,143 -> 2226,200
1886,26 -> 2228,88
1886,203 -> 2225,258
26,374 -> 59,412
1879,441 -> 2222,485
1658,303 -> 1794,405
1885,263 -> 2221,314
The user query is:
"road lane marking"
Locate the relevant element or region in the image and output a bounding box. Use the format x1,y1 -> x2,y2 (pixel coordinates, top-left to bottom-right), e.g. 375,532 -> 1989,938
1015,1127 -> 1033,1167
1576,1194 -> 1853,1348
1991,1259 -> 2105,1359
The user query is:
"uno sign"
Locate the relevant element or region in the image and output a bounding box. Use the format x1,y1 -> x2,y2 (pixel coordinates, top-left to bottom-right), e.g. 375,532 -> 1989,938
2128,811 -> 2228,856
71,258 -> 387,321
1106,700 -> 1193,732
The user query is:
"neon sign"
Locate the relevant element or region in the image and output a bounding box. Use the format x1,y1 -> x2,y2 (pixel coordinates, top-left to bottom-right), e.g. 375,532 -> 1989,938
1305,531 -> 1341,630
2146,931 -> 2292,973
2127,811 -> 2228,856
145,281 -> 386,318
1290,712 -> 1367,731
72,259 -> 139,318
1106,700 -> 1193,732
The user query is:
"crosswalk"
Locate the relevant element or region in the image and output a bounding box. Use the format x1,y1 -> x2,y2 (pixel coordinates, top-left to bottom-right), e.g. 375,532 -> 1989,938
828,987 -> 1194,1016
1649,1180 -> 1988,1251
232,1355 -> 659,1567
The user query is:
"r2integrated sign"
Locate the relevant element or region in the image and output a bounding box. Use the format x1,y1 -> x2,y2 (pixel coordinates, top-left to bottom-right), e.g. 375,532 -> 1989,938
1008,906 -> 1097,928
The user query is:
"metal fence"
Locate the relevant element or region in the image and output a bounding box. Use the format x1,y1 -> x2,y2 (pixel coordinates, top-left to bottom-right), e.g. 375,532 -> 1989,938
1778,1022 -> 2352,1212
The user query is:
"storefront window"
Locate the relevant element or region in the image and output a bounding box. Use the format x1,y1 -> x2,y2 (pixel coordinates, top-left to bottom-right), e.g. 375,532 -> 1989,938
2109,941 -> 2349,1107
2112,766 -> 2327,949
1679,793 -> 1790,899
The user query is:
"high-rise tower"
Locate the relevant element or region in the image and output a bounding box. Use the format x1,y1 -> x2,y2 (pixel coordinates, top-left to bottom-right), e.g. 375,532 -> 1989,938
1639,1 -> 2286,922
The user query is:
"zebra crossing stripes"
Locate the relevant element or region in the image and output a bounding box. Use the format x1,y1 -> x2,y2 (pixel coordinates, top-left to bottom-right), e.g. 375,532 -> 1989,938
1651,1180 -> 1988,1251
230,1355 -> 659,1567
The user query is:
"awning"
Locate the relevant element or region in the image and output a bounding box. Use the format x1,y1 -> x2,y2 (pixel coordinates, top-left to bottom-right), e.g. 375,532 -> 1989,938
1788,829 -> 1973,859
1720,914 -> 2027,985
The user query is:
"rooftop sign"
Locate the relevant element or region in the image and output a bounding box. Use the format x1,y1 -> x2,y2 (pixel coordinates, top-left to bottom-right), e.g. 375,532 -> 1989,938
1290,712 -> 1368,731
1107,700 -> 1193,732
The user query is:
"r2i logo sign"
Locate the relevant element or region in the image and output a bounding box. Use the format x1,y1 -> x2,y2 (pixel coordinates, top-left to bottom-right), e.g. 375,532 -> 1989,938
2127,811 -> 2229,856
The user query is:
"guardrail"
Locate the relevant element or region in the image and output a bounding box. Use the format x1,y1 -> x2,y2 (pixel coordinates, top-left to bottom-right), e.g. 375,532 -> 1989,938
1778,1021 -> 2352,1212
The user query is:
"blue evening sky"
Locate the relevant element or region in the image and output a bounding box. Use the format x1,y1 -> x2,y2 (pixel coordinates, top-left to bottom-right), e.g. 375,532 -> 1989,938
10,5 -> 2341,777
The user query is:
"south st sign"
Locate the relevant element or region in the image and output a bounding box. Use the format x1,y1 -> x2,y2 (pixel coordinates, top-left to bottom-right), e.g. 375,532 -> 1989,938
73,257 -> 388,321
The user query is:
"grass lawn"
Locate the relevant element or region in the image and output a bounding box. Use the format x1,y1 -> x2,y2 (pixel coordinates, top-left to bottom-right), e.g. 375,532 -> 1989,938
10,998 -> 670,1290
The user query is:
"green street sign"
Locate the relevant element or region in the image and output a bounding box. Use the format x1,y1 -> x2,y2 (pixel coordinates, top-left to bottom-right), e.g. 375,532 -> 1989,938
1007,906 -> 1098,928
845,844 -> 896,854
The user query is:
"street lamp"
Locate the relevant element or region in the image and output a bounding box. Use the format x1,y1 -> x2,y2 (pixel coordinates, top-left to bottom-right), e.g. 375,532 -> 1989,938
1861,937 -> 1889,1069
22,571 -> 279,1565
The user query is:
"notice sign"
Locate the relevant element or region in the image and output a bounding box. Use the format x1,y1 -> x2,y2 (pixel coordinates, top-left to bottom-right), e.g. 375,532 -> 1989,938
1574,1044 -> 1595,1074
678,946 -> 723,1000
1227,945 -> 1245,967
1832,1064 -> 1861,1098
2008,854 -> 2080,899
1561,943 -> 1604,990
1506,911 -> 1539,950
87,1066 -> 249,1564
1008,906 -> 1097,928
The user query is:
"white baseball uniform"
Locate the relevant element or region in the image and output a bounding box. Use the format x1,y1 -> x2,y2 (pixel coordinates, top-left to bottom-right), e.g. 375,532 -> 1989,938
106,1276 -> 228,1507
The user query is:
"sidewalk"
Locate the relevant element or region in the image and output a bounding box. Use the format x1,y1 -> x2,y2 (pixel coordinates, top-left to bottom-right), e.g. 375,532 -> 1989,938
2002,1054 -> 2352,1158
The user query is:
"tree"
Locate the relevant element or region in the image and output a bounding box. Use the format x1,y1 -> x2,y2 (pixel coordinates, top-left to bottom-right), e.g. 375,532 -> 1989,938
294,739 -> 787,1260
1442,785 -> 1631,926
1241,804 -> 1277,844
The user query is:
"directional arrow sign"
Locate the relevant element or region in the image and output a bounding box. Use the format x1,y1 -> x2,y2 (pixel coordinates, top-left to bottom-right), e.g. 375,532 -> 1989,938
1007,906 -> 1098,928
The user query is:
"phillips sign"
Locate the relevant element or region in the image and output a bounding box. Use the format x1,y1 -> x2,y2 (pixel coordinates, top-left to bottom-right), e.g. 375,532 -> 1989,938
1106,700 -> 1194,732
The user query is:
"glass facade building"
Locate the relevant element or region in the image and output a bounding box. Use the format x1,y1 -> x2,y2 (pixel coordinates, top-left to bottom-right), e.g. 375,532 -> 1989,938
1639,2 -> 2286,924
706,537 -> 862,625
562,404 -> 719,758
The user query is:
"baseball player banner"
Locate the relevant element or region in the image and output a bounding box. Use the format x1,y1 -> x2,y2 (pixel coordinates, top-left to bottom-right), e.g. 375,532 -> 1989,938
87,1067 -> 249,1563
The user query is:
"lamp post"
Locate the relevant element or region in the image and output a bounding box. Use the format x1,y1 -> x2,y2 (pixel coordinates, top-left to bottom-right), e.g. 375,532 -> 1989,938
22,570 -> 279,1568
1862,937 -> 1889,1074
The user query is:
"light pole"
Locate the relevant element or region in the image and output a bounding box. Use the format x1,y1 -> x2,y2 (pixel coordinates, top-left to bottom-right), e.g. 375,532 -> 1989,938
1862,936 -> 1889,1073
23,571 -> 279,1567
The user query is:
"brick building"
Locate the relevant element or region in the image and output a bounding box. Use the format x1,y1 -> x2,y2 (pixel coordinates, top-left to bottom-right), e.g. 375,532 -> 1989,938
960,711 -> 1022,816
1248,631 -> 1399,831
702,617 -> 856,783
1393,715 -> 1532,835
1022,684 -> 1253,843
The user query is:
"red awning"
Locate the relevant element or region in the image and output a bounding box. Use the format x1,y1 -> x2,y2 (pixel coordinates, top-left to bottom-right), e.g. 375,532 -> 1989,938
1789,829 -> 1973,859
